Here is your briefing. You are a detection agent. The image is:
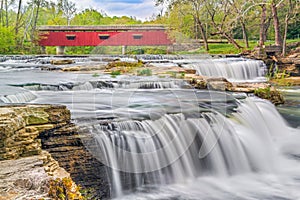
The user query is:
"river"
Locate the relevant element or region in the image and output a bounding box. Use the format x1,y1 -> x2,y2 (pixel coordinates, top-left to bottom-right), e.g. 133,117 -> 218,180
0,55 -> 299,200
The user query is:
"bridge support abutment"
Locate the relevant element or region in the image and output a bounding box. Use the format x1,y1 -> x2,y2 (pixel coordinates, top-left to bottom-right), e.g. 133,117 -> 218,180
41,46 -> 46,54
56,46 -> 65,55
121,45 -> 127,55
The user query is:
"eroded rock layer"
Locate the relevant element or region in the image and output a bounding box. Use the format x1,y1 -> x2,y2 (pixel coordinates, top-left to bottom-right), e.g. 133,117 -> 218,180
0,105 -> 82,200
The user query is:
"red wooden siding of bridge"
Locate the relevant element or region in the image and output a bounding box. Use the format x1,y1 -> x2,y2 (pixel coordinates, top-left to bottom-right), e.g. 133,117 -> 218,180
38,26 -> 173,47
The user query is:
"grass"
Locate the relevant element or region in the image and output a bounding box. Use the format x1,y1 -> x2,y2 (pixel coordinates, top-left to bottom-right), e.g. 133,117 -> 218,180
195,39 -> 300,55
111,70 -> 121,76
254,86 -> 285,105
137,68 -> 152,76
92,73 -> 99,77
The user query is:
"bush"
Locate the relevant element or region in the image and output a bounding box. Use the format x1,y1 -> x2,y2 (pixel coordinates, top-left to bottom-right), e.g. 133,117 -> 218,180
137,68 -> 152,76
92,73 -> 99,77
111,70 -> 121,76
49,177 -> 83,200
254,87 -> 284,105
0,27 -> 16,54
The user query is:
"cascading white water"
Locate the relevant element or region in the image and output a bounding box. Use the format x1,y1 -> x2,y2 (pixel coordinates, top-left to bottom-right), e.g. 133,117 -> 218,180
1,55 -> 299,200
182,58 -> 267,82
0,91 -> 36,103
17,80 -> 184,92
86,97 -> 285,198
117,81 -> 181,89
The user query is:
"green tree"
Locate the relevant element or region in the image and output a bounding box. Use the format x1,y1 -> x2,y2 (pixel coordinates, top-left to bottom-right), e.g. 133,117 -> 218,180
0,26 -> 16,53
72,9 -> 104,25
156,0 -> 209,51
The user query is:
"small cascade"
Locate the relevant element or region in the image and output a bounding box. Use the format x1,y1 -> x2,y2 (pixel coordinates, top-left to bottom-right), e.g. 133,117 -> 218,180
0,57 -> 7,63
13,80 -> 186,91
117,80 -> 183,89
0,91 -> 36,103
135,55 -> 184,61
0,55 -> 36,62
72,82 -> 94,91
85,97 -> 282,197
14,82 -> 108,91
183,58 -> 267,82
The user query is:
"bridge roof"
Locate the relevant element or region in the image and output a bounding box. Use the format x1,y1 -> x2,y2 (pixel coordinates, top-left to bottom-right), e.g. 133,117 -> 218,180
38,25 -> 168,32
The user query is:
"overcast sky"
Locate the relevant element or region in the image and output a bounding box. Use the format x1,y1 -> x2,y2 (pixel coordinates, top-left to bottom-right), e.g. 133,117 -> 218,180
69,0 -> 161,21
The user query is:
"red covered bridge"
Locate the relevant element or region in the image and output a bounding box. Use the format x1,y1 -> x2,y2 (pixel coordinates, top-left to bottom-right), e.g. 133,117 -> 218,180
38,25 -> 173,54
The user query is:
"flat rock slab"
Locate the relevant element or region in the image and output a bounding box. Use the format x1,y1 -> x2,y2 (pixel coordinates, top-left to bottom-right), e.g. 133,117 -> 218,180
0,156 -> 49,200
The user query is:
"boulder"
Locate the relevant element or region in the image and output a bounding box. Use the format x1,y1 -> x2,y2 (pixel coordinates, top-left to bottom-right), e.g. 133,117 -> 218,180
184,69 -> 197,74
50,59 -> 74,65
61,64 -> 106,72
254,87 -> 285,105
206,77 -> 233,91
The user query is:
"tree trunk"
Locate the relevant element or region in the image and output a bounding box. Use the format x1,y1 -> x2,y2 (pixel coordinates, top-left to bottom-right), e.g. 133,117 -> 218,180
15,0 -> 22,35
241,21 -> 249,48
223,31 -> 242,49
196,17 -> 209,51
282,0 -> 293,56
194,17 -> 198,40
32,0 -> 41,40
5,0 -> 8,27
192,1 -> 209,51
271,2 -> 283,47
282,14 -> 289,56
0,0 -> 3,26
264,17 -> 272,42
259,4 -> 267,47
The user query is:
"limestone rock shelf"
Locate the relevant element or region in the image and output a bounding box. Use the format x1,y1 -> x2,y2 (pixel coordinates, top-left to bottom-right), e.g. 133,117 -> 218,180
0,105 -> 83,200
0,105 -> 70,160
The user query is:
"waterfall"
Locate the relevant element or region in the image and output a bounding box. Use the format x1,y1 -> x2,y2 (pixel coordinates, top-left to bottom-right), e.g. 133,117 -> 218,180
84,97 -> 284,197
182,58 -> 267,82
117,81 -> 182,89
0,91 -> 36,103
15,80 -> 185,91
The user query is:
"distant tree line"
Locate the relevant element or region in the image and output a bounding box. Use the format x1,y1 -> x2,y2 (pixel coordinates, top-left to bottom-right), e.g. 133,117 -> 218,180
0,0 -> 142,54
154,0 -> 300,55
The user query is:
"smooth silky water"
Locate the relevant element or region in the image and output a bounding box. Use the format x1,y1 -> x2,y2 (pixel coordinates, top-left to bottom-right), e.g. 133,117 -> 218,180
0,56 -> 299,200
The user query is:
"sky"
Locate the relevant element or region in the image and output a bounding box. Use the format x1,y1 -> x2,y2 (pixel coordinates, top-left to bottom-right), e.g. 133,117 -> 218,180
69,0 -> 162,21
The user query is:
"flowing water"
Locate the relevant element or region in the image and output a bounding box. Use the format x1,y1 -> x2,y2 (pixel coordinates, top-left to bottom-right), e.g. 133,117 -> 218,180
0,56 -> 299,200
180,57 -> 267,82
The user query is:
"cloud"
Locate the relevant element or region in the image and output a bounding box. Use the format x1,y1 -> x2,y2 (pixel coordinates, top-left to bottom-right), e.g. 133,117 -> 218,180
70,0 -> 160,20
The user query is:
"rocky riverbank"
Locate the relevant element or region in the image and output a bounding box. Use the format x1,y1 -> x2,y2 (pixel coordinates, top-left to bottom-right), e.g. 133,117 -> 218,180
247,44 -> 300,85
0,105 -> 82,199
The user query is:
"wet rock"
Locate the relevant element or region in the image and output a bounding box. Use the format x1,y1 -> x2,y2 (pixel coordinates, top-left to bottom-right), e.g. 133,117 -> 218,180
270,76 -> 300,86
254,87 -> 285,105
206,77 -> 233,91
50,59 -> 74,65
40,124 -> 111,199
188,76 -> 207,89
230,82 -> 271,93
61,64 -> 106,72
102,57 -> 120,62
184,69 -> 197,74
